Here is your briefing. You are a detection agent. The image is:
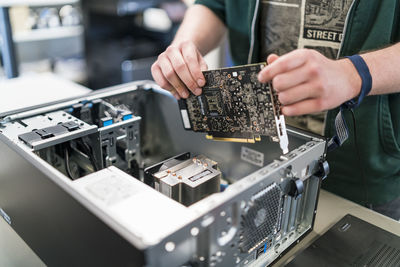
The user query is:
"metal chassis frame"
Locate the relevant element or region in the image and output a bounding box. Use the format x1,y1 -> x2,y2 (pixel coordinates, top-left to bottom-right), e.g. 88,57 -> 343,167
0,81 -> 327,267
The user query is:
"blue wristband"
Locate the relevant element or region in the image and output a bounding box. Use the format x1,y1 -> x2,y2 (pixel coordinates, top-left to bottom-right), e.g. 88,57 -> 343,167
343,55 -> 372,109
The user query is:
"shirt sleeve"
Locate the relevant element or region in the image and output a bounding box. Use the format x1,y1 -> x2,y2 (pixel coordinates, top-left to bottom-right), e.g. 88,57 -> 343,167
194,0 -> 226,23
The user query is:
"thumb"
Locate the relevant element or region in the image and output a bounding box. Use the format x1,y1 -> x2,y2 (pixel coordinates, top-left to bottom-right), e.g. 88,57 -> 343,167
267,54 -> 279,65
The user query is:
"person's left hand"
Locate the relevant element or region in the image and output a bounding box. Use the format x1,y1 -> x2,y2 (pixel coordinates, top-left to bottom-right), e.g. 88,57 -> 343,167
258,49 -> 362,116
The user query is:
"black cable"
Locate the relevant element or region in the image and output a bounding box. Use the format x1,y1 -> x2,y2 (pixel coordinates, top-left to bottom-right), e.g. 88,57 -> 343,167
64,145 -> 75,179
65,139 -> 97,179
78,138 -> 98,171
349,109 -> 370,206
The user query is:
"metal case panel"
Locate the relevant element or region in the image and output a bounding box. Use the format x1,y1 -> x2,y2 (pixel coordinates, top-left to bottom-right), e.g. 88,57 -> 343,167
0,141 -> 145,267
0,82 -> 327,267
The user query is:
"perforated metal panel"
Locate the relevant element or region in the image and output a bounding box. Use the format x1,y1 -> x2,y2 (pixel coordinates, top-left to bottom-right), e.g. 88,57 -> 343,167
239,183 -> 282,253
360,244 -> 400,267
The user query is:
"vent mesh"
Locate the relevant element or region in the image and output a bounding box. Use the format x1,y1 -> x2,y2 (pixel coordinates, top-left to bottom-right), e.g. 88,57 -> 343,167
239,183 -> 282,253
361,244 -> 400,267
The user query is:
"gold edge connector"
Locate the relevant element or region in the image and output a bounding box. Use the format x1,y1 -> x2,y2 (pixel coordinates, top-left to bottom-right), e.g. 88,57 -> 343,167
205,135 -> 257,143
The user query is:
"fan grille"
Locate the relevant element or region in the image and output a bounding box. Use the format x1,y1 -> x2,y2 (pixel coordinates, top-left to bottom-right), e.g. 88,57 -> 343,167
239,183 -> 282,253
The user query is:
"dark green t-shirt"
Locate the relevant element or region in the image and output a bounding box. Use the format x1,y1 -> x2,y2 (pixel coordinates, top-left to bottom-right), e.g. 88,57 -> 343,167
259,0 -> 352,135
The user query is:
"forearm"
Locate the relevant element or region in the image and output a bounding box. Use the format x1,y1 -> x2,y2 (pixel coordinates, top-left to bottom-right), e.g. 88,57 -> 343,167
362,43 -> 400,96
172,4 -> 226,56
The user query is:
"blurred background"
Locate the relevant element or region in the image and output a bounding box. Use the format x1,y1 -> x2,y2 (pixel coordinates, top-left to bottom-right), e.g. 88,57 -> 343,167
0,0 -> 230,89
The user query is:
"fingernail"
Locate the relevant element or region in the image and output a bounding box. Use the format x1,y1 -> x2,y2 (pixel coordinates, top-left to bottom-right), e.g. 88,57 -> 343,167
258,74 -> 264,82
194,88 -> 202,95
197,79 -> 205,87
182,91 -> 189,98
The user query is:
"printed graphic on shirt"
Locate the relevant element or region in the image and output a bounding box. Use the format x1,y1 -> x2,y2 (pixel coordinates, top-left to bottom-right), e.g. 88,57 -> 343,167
303,1 -> 352,43
259,0 -> 301,60
304,45 -> 337,59
259,0 -> 352,60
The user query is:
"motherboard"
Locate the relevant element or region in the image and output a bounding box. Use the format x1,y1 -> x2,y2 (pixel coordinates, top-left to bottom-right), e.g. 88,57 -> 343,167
179,63 -> 289,154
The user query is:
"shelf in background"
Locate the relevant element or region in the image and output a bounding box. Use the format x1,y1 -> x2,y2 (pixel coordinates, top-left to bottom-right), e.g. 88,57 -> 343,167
0,0 -> 79,7
13,25 -> 83,43
15,32 -> 83,62
86,0 -> 158,16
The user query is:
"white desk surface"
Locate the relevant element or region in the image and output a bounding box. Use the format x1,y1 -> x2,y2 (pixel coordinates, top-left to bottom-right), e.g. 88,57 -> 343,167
0,73 -> 90,114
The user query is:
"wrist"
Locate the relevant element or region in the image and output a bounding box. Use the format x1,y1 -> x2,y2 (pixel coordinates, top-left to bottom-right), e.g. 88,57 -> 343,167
341,58 -> 362,100
342,54 -> 373,109
171,38 -> 189,47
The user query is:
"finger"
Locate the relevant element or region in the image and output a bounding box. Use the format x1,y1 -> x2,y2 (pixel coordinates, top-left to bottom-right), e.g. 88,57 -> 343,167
181,43 -> 206,91
258,49 -> 309,83
166,48 -> 200,95
152,65 -> 180,100
171,90 -> 181,100
198,50 -> 208,72
158,55 -> 190,98
277,82 -> 317,106
267,54 -> 279,64
151,64 -> 174,92
272,65 -> 313,92
281,98 -> 325,116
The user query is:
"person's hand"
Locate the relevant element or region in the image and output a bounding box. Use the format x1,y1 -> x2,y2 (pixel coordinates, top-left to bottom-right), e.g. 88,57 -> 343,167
258,49 -> 362,116
151,41 -> 208,100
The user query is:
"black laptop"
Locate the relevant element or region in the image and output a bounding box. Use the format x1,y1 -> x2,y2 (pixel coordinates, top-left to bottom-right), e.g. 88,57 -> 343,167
286,214 -> 400,267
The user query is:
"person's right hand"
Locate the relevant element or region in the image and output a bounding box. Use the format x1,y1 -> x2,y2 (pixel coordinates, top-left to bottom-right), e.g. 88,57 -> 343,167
151,41 -> 208,100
